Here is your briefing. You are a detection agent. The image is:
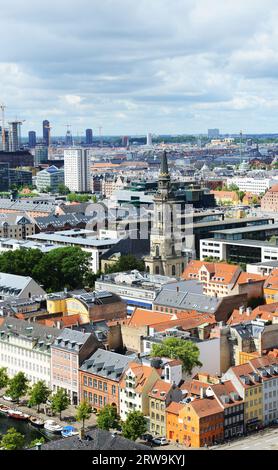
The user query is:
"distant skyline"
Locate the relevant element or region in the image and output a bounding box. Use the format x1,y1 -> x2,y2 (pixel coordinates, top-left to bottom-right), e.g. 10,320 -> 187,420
2,1 -> 278,135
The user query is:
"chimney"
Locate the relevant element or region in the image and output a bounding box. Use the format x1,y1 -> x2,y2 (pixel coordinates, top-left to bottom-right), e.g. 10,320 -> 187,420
246,307 -> 252,316
239,306 -> 245,315
200,387 -> 206,399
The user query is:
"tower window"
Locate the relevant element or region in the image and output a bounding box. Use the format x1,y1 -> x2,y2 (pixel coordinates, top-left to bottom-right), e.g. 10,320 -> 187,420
156,246 -> 160,257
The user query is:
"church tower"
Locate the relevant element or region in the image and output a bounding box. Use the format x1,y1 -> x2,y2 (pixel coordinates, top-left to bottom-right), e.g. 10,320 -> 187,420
144,151 -> 188,277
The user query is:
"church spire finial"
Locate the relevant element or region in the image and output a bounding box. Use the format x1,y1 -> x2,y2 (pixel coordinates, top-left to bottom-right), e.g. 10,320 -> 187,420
159,151 -> 170,178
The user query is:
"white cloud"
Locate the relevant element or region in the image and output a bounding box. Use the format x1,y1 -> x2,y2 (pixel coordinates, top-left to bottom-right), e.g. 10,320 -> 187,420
1,0 -> 278,134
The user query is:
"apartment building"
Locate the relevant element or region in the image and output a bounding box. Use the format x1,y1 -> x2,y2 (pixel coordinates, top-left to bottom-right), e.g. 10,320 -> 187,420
119,362 -> 160,421
223,363 -> 263,432
148,379 -> 182,437
0,317 -> 60,387
79,349 -> 134,413
261,184 -> 278,212
166,396 -> 224,448
0,214 -> 35,240
51,328 -> 100,404
64,148 -> 91,193
183,260 -> 265,300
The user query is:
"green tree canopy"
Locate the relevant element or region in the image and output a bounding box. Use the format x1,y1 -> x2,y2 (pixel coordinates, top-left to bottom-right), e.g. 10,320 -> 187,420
29,437 -> 45,449
0,367 -> 9,389
50,389 -> 70,420
121,411 -> 147,441
28,381 -> 51,412
75,401 -> 92,431
96,405 -> 120,431
0,428 -> 25,450
6,372 -> 29,402
0,246 -> 91,292
57,184 -> 70,195
150,337 -> 202,375
105,255 -> 145,274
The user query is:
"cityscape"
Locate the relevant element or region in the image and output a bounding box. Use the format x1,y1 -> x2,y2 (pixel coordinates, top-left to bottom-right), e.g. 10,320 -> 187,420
1,0 -> 278,457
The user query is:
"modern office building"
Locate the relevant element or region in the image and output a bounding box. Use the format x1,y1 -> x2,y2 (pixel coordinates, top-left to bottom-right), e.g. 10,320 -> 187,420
147,133 -> 153,146
0,163 -> 10,192
8,121 -> 23,152
43,120 -> 51,146
9,169 -> 33,188
226,177 -> 277,195
36,165 -> 65,193
64,148 -> 91,193
86,129 -> 93,145
0,150 -> 34,168
28,131 -> 37,148
208,129 -> 220,139
34,144 -> 49,166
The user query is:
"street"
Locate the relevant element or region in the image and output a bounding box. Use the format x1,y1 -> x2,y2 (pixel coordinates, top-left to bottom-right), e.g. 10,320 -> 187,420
213,428 -> 278,451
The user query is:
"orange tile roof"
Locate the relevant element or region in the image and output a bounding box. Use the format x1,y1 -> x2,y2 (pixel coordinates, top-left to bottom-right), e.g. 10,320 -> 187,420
166,402 -> 184,415
183,260 -> 240,286
209,381 -> 243,408
265,268 -> 278,290
181,380 -> 210,396
127,308 -> 173,327
119,362 -> 158,393
151,315 -> 216,333
191,397 -> 223,418
148,379 -> 173,400
236,272 -> 265,285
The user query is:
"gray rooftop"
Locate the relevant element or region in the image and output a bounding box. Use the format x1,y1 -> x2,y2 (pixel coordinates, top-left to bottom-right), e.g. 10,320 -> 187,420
0,317 -> 60,352
28,233 -> 120,248
53,328 -> 95,352
213,223 -> 278,235
154,280 -> 220,313
80,348 -> 136,381
0,272 -> 36,297
37,428 -> 148,451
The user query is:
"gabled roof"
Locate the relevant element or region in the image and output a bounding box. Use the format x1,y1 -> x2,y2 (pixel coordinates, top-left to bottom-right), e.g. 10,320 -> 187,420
120,362 -> 159,392
148,379 -> 173,400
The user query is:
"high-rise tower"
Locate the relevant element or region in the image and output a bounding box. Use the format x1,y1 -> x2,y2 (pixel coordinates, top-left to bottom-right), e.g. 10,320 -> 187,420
43,120 -> 51,146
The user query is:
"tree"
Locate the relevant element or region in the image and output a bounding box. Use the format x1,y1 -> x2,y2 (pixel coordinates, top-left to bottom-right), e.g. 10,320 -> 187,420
50,389 -> 70,420
105,255 -> 145,274
0,367 -> 9,389
6,372 -> 29,402
150,337 -> 202,375
0,428 -> 25,450
28,381 -> 51,412
29,437 -> 45,449
0,246 -> 92,293
75,401 -> 92,431
121,411 -> 147,441
96,405 -> 120,431
57,184 -> 70,195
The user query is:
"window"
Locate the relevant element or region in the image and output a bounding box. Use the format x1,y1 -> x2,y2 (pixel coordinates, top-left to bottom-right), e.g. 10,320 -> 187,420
83,376 -> 88,386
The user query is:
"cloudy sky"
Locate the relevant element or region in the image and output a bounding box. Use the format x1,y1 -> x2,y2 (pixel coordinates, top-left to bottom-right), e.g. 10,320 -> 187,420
1,0 -> 278,136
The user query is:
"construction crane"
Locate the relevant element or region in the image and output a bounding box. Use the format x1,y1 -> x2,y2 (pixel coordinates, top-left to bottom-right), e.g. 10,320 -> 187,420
99,126 -> 103,147
0,104 -> 6,150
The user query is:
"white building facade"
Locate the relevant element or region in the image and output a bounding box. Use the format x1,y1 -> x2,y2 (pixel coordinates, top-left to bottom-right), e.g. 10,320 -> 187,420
64,148 -> 91,193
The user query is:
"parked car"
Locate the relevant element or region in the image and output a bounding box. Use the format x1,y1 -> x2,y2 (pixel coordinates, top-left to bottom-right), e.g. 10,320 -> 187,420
152,437 -> 168,446
2,396 -> 16,403
141,433 -> 153,442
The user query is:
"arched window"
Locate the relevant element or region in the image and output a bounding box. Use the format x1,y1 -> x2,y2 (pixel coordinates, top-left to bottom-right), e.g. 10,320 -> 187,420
146,266 -> 150,273
156,246 -> 160,257
172,265 -> 176,276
